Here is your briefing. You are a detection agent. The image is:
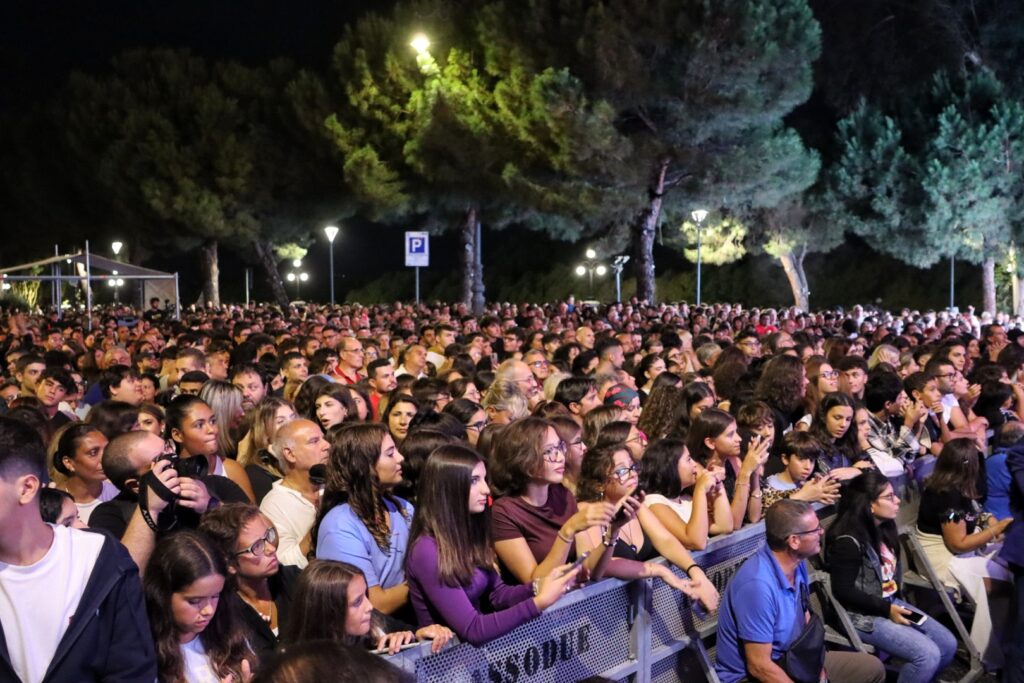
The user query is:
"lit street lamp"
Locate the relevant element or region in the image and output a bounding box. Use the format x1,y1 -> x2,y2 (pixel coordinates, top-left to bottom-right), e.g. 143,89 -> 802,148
691,209 -> 708,306
410,33 -> 430,54
575,248 -> 607,298
324,225 -> 339,305
107,270 -> 124,302
286,263 -> 309,301
111,241 -> 123,257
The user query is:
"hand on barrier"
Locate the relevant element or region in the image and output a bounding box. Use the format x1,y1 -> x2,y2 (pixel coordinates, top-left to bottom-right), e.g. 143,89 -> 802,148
415,624 -> 454,653
686,568 -> 720,612
533,564 -> 582,611
376,630 -> 417,655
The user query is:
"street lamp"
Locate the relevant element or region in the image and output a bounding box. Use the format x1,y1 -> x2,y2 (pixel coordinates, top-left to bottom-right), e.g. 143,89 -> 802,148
107,270 -> 124,302
286,268 -> 309,300
324,225 -> 339,305
410,33 -> 430,54
691,209 -> 709,306
111,241 -> 123,257
610,255 -> 630,302
575,248 -> 607,298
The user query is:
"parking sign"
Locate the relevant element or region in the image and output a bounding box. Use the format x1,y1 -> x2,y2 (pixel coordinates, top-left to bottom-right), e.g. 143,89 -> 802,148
405,231 -> 429,267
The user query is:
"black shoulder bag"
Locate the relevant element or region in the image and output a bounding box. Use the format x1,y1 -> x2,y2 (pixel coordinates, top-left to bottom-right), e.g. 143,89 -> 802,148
778,581 -> 826,683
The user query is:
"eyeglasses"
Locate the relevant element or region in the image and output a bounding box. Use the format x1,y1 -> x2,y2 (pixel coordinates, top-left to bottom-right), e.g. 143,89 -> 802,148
343,347 -> 364,355
466,420 -> 488,432
610,463 -> 641,483
236,527 -> 279,557
528,360 -> 549,369
569,438 -> 586,449
541,441 -> 567,463
791,525 -> 824,537
934,372 -> 956,379
626,432 -> 649,447
820,370 -> 839,379
877,493 -> 899,502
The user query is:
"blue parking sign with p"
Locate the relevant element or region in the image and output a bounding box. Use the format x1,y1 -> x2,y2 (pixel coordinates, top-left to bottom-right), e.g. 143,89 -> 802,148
405,231 -> 429,267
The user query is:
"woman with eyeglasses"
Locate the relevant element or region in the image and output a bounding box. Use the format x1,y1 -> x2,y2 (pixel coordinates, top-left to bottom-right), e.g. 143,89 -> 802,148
489,417 -> 632,586
200,503 -> 300,663
549,416 -> 587,496
916,438 -> 1014,667
827,470 -> 957,682
574,444 -> 719,612
798,355 -> 839,430
442,398 -> 488,446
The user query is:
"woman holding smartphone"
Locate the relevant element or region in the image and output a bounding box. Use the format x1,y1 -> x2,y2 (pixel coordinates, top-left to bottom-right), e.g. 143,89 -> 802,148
827,470 -> 957,682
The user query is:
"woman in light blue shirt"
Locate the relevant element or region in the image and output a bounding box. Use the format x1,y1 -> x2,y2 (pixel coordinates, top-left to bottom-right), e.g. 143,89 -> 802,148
315,422 -> 412,615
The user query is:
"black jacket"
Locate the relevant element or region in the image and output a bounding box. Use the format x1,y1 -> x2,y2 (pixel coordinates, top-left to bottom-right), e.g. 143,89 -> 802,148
0,529 -> 156,683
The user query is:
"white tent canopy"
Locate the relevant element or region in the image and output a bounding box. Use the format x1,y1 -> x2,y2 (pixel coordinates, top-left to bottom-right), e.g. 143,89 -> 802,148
0,241 -> 179,328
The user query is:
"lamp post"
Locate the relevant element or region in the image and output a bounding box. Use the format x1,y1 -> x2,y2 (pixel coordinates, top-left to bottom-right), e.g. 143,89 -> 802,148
286,261 -> 309,301
575,248 -> 607,299
324,225 -> 339,305
691,209 -> 708,305
107,270 -> 124,303
611,255 -> 630,302
111,241 -> 123,258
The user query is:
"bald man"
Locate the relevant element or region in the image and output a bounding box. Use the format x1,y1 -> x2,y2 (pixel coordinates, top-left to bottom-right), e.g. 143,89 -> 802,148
259,419 -> 329,568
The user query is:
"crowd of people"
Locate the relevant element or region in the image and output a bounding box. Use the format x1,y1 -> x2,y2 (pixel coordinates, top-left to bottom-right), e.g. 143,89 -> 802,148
0,295 -> 1022,683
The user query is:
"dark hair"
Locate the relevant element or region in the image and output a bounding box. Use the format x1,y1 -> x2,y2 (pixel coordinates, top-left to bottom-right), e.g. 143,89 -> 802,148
902,371 -> 931,398
143,530 -> 251,683
381,394 -> 419,436
779,431 -> 821,462
317,423 -> 405,553
686,407 -> 735,466
488,417 -> 554,496
39,487 -> 75,524
826,469 -> 898,558
164,394 -> 207,441
926,437 -> 980,499
553,377 -> 596,409
252,640 -> 411,683
808,392 -> 859,459
284,560 -> 385,646
86,400 -> 140,441
863,371 -> 903,413
102,431 -> 155,491
53,423 -> 105,476
392,428 -> 453,504
314,384 -> 358,426
293,376 -> 334,421
638,438 -> 686,497
755,354 -> 806,415
576,444 -> 626,503
678,382 -> 715,432
764,499 -> 815,551
407,445 -> 494,585
99,364 -> 139,399
593,420 -> 632,450
198,503 -> 263,573
636,385 -> 685,441
442,398 -> 483,425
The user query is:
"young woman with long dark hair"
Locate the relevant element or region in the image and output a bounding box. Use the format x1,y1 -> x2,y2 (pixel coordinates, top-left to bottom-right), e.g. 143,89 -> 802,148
687,407 -> 770,527
143,530 -> 254,683
807,392 -> 869,481
315,423 -> 411,616
827,470 -> 957,682
51,423 -> 118,525
165,395 -> 257,502
405,444 -> 580,645
285,559 -> 452,654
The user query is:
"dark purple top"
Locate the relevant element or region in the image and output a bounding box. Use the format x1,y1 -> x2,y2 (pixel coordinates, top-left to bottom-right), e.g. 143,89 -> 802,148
407,535 -> 541,646
491,485 -> 578,567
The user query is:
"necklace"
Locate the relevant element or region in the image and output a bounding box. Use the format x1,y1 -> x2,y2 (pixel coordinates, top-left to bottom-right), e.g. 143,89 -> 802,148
242,594 -> 276,625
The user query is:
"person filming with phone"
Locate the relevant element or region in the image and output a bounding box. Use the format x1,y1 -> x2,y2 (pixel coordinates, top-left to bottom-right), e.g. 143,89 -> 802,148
827,470 -> 957,682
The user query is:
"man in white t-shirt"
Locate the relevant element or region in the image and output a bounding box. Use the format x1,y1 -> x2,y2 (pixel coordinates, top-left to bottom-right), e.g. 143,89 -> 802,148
0,417 -> 155,683
260,419 -> 330,568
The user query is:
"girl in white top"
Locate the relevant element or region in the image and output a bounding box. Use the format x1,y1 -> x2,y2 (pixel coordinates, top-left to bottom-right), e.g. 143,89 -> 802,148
144,530 -> 254,683
638,438 -> 733,551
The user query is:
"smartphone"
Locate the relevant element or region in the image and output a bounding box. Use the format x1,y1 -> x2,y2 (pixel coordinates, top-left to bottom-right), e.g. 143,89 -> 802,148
570,550 -> 592,570
903,609 -> 928,626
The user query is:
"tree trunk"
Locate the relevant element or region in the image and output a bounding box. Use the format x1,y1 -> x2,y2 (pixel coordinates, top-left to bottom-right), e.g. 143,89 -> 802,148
460,208 -> 477,310
982,257 -> 996,315
199,239 -> 220,308
778,246 -> 810,310
253,239 -> 290,308
632,160 -> 669,304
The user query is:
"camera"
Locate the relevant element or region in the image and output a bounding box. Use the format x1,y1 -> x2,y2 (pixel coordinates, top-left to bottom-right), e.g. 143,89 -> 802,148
158,453 -> 209,480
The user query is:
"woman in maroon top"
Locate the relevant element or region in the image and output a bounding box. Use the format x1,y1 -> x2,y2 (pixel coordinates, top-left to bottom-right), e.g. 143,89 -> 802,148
489,417 -> 636,585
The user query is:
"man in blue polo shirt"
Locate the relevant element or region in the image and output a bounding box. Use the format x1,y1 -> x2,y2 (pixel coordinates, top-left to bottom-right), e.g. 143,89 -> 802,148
717,500 -> 884,683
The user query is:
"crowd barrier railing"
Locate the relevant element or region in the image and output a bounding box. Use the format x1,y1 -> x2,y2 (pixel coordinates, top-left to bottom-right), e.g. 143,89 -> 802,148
381,509 -> 839,683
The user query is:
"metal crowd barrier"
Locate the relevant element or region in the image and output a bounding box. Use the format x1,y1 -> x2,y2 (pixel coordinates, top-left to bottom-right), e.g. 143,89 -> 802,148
384,516 -> 783,683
